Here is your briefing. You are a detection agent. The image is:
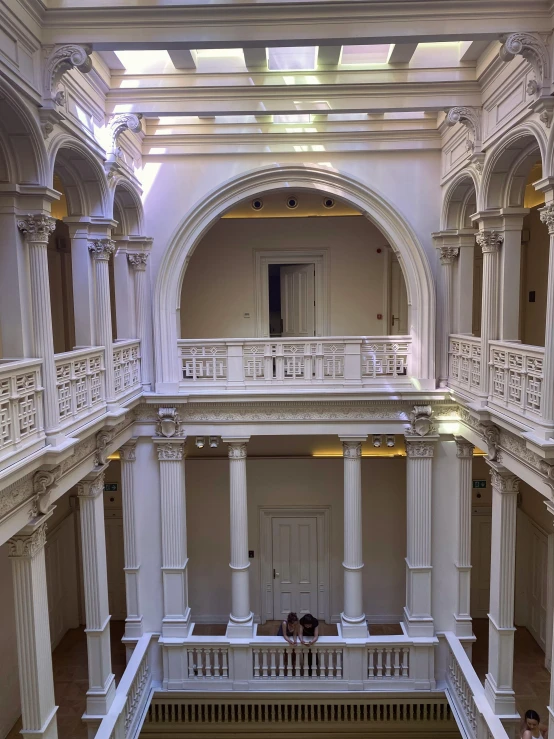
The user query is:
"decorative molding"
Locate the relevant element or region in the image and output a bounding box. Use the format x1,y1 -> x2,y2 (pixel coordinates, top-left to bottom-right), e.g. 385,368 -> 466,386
476,230 -> 504,254
228,442 -> 248,459
18,214 -> 56,244
108,113 -> 143,152
77,472 -> 105,498
155,440 -> 185,461
127,253 -> 149,271
438,246 -> 460,266
499,33 -> 550,98
43,44 -> 93,104
95,429 -> 114,467
405,438 -> 437,458
480,422 -> 501,461
455,437 -> 474,459
33,467 -> 61,515
445,106 -> 482,152
8,523 -> 47,558
540,204 -> 554,235
406,405 -> 435,436
88,239 -> 116,261
343,441 -> 362,458
156,407 -> 182,437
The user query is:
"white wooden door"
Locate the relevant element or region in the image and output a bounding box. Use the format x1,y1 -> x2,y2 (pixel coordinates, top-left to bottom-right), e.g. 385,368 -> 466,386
471,510 -> 492,618
280,264 -> 315,337
389,256 -> 408,334
272,517 -> 318,619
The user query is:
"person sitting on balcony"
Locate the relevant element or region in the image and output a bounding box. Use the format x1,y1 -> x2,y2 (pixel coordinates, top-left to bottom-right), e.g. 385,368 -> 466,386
299,613 -> 319,645
277,612 -> 299,644
521,710 -> 548,738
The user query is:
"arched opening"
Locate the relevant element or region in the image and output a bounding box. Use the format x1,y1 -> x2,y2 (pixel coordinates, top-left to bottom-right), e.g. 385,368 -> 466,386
155,164 -> 435,389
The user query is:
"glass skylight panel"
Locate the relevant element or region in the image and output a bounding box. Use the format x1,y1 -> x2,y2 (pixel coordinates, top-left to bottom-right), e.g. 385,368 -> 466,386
410,42 -> 462,67
114,50 -> 174,74
194,48 -> 247,73
273,114 -> 312,124
268,47 -> 317,71
340,45 -> 392,65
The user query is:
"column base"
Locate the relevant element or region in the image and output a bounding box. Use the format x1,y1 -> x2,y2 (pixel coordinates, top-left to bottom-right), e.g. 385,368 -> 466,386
226,613 -> 254,638
162,608 -> 192,639
402,607 -> 434,637
340,613 -> 368,638
453,614 -> 474,639
84,671 -> 116,718
484,673 -> 516,715
124,615 -> 144,641
21,706 -> 58,739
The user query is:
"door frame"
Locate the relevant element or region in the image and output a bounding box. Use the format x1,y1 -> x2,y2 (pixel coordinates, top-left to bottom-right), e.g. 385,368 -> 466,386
259,506 -> 330,625
253,249 -> 330,338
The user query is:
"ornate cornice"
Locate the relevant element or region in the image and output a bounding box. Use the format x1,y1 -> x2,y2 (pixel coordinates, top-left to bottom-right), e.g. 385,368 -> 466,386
18,214 -> 56,244
455,437 -> 474,459
8,523 -> 47,558
43,44 -> 93,104
445,106 -> 482,152
540,203 -> 554,235
476,230 -> 504,254
228,442 -> 248,459
438,246 -> 460,266
108,113 -> 143,153
89,239 -> 115,261
128,253 -> 149,272
155,440 -> 185,461
499,33 -> 550,98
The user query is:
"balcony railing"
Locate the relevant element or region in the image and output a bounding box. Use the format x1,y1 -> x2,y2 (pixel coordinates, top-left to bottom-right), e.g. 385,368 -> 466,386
444,632 -> 509,739
489,340 -> 544,419
55,347 -> 106,432
0,358 -> 44,468
113,340 -> 142,400
178,336 -> 411,391
449,334 -> 482,396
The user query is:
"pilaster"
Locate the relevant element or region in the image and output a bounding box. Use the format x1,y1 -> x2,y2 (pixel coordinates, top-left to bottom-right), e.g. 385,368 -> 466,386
433,234 -> 460,386
474,227 -> 503,398
453,437 -> 474,639
128,241 -> 154,390
120,440 -> 143,646
538,198 -> 554,425
89,239 -> 116,403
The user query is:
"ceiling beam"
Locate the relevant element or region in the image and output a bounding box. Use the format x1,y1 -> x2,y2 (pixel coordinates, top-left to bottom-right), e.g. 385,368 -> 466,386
243,48 -> 268,70
168,50 -> 198,69
459,40 -> 492,62
317,46 -> 342,67
388,43 -> 418,64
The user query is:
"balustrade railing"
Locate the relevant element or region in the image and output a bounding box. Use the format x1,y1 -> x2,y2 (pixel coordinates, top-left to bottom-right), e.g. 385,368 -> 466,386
95,633 -> 154,739
444,633 -> 509,739
178,336 -> 411,389
448,334 -> 482,395
367,643 -> 409,679
0,358 -> 44,467
489,340 -> 544,418
252,644 -> 343,679
55,348 -> 105,431
113,340 -> 142,400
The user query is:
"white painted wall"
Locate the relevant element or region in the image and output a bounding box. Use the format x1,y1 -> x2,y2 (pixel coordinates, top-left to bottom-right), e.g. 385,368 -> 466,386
180,216 -> 392,338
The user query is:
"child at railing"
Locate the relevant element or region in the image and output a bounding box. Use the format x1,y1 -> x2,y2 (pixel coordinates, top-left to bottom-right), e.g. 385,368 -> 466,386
521,710 -> 548,739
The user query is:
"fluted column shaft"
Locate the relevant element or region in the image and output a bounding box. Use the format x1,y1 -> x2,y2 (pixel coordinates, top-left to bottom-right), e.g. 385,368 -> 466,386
539,205 -> 554,424
454,437 -> 474,639
438,246 -> 459,385
224,438 -> 254,637
120,441 -> 143,643
340,437 -> 367,637
155,438 -> 191,638
544,501 -> 554,735
18,215 -> 59,436
77,471 -> 115,718
9,515 -> 58,739
128,251 -> 152,389
403,436 -> 437,637
89,240 -> 116,402
477,230 -> 503,397
484,463 -> 519,716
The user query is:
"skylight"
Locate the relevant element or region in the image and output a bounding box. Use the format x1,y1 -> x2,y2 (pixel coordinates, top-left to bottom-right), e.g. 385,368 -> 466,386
114,50 -> 174,74
340,45 -> 392,65
268,47 -> 317,71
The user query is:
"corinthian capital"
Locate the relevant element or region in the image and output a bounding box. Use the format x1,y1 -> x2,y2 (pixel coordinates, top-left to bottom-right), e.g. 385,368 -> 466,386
89,239 -> 115,261
343,441 -> 362,459
156,441 -> 185,461
540,204 -> 554,234
228,442 -> 247,459
405,439 -> 436,458
77,472 -> 105,498
489,467 -> 520,494
128,253 -> 149,271
499,33 -> 550,98
43,44 -> 93,103
8,523 -> 47,558
108,113 -> 143,153
476,230 -> 503,254
438,246 -> 459,266
18,214 -> 56,243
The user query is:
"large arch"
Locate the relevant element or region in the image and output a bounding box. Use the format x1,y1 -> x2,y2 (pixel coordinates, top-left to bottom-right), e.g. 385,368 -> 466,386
154,163 -> 436,390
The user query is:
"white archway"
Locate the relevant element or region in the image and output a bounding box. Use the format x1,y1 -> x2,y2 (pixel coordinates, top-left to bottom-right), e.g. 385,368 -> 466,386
154,164 -> 436,390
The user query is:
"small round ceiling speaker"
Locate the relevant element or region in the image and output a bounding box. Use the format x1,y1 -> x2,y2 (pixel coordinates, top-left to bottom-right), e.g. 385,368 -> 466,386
286,196 -> 299,209
251,198 -> 264,210
323,197 -> 335,208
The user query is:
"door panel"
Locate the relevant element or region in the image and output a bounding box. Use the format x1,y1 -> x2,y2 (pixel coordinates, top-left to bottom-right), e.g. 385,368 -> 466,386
272,517 -> 318,619
280,264 -> 315,337
389,256 -> 408,334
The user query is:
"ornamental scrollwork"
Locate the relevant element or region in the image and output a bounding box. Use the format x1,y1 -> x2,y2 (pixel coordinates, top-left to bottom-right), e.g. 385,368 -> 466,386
476,230 -> 504,254
489,468 -> 520,494
405,439 -> 436,458
455,437 -> 474,459
540,204 -> 554,235
480,422 -> 501,461
95,429 -> 114,467
43,44 -> 93,104
156,407 -> 182,438
439,246 -> 459,266
77,473 -> 105,498
108,113 -> 143,153
499,33 -> 550,98
33,467 -> 61,515
407,405 -> 435,436
445,106 -> 482,153
128,253 -> 149,271
156,442 -> 185,461
89,239 -> 116,261
18,214 -> 56,243
8,524 -> 47,558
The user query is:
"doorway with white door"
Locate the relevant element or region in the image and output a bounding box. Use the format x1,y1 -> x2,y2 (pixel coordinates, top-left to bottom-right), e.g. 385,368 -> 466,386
259,507 -> 330,625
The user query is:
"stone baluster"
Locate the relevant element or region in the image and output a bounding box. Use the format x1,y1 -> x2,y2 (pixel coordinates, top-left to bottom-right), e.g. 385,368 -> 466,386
89,239 -> 116,402
453,436 -> 474,641
128,249 -> 153,390
154,438 -> 191,638
9,513 -> 58,739
120,440 -> 143,647
223,437 -> 254,637
18,215 -> 59,437
340,436 -> 368,637
484,463 -> 519,717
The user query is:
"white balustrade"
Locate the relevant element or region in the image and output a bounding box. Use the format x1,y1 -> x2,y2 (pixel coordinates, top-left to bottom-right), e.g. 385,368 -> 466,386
55,347 -> 105,429
178,336 -> 411,389
489,340 -> 544,417
95,633 -> 154,739
113,340 -> 142,400
252,644 -> 343,680
186,645 -> 229,679
367,644 -> 409,680
0,359 -> 44,466
448,334 -> 482,395
444,632 -> 509,739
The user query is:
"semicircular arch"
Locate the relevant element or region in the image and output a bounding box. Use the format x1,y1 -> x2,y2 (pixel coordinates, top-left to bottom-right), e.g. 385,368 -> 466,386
441,170 -> 479,231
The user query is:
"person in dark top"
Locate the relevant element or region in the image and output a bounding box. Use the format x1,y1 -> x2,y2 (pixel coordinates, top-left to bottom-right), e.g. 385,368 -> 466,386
277,612 -> 299,644
299,613 -> 319,645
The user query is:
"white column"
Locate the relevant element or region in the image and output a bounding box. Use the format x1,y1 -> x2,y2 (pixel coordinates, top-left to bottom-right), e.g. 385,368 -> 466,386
438,245 -> 459,386
403,435 -> 438,637
484,463 -> 518,716
476,229 -> 503,398
154,438 -> 191,638
223,437 -> 254,638
455,231 -> 476,334
77,471 -> 115,725
128,251 -> 153,390
89,239 -> 116,403
539,203 -> 554,425
65,219 -> 96,347
545,501 -> 554,736
9,514 -> 58,739
498,212 -> 527,341
120,440 -> 143,646
18,215 -> 59,437
453,436 -> 474,639
340,436 -> 368,637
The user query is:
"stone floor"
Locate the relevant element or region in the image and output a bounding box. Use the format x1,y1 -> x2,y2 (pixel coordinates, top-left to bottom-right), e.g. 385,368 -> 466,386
5,619 -> 551,738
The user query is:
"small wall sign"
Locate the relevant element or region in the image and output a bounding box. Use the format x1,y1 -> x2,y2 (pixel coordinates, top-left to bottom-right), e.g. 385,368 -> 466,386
473,480 -> 487,489
104,483 -> 118,492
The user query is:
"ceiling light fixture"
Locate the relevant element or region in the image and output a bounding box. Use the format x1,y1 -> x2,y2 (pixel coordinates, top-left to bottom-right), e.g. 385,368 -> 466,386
195,437 -> 205,449
209,436 -> 219,448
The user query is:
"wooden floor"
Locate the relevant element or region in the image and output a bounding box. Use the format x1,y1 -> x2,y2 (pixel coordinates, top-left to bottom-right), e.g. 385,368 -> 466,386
192,620 -> 404,636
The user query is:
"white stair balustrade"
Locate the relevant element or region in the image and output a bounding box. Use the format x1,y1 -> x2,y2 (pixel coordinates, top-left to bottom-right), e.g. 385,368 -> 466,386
488,340 -> 544,419
449,335 -> 482,396
54,347 -> 106,431
444,632 -> 509,739
113,340 -> 142,401
0,359 -> 44,469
